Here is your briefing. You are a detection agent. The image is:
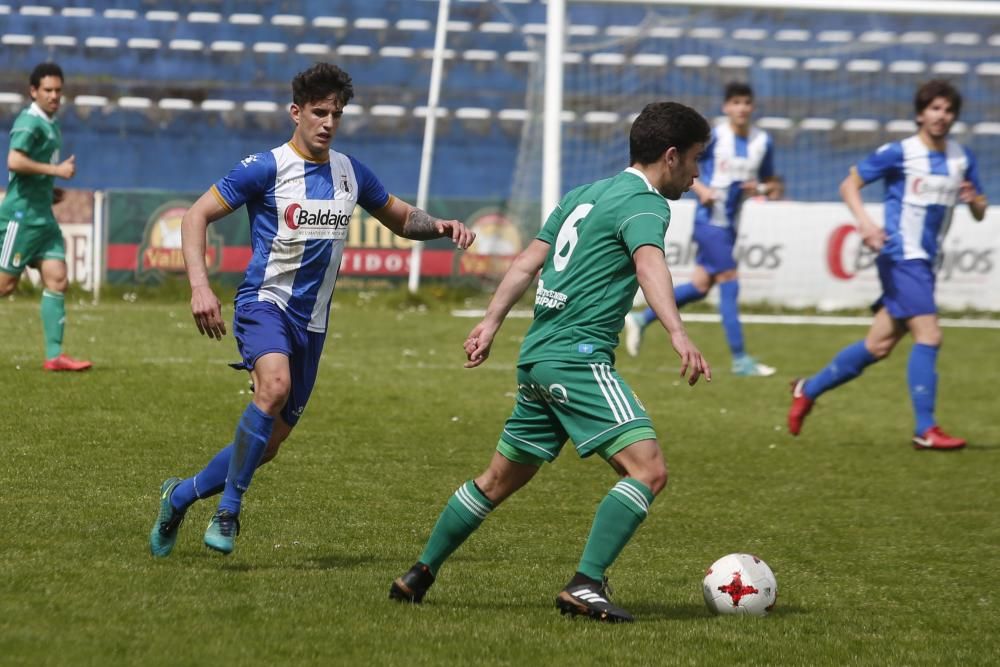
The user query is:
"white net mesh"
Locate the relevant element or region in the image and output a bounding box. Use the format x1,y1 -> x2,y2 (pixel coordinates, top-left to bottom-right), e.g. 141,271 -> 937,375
509,4 -> 1000,220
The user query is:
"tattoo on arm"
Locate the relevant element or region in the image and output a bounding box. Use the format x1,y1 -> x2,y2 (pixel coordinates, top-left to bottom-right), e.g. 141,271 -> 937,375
402,208 -> 442,240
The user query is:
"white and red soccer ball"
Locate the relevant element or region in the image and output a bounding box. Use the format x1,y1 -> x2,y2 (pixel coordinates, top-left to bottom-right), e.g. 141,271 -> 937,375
703,553 -> 777,617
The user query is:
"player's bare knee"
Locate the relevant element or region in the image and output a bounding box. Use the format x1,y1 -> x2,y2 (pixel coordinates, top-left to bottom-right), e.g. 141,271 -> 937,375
0,281 -> 14,297
864,338 -> 894,360
645,463 -> 668,495
915,331 -> 942,347
44,277 -> 68,293
254,375 -> 291,412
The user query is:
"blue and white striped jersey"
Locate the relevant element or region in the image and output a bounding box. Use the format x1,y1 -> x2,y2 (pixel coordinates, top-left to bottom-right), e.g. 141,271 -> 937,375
695,122 -> 774,229
212,142 -> 389,333
857,135 -> 982,263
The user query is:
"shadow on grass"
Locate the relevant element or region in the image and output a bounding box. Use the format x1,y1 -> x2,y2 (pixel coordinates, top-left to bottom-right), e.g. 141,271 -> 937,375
631,601 -> 808,621
965,442 -> 1000,452
214,551 -> 399,572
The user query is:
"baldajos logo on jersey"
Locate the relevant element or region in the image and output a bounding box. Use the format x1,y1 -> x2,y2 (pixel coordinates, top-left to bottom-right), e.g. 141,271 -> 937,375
280,199 -> 352,240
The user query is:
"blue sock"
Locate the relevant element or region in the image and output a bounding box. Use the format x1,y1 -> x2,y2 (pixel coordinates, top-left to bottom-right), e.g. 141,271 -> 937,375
218,403 -> 275,515
170,444 -> 233,512
718,281 -> 744,358
803,340 -> 878,400
908,343 -> 939,435
674,282 -> 708,308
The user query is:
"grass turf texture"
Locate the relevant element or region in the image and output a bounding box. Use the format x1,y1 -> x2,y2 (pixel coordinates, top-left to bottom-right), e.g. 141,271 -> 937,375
1,296 -> 998,666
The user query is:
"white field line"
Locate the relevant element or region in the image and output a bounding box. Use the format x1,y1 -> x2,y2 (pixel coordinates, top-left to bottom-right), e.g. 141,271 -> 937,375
451,310 -> 1000,329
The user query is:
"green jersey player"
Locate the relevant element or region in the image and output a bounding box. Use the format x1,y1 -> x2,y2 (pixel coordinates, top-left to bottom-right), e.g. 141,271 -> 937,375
0,62 -> 90,371
390,102 -> 712,622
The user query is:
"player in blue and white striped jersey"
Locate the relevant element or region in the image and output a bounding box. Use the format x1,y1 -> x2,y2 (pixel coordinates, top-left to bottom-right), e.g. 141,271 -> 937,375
149,63 -> 475,557
789,80 -> 988,450
625,83 -> 780,377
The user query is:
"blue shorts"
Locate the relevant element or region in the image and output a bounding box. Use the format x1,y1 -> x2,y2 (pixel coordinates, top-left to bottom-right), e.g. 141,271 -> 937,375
872,257 -> 937,319
693,223 -> 738,275
231,301 -> 326,426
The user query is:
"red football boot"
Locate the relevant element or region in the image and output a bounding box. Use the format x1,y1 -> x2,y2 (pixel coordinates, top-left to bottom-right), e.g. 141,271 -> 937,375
912,426 -> 966,451
43,354 -> 93,372
787,378 -> 814,436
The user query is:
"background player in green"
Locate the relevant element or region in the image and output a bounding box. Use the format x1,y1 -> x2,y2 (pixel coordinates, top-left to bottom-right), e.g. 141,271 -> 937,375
390,102 -> 712,623
0,62 -> 90,371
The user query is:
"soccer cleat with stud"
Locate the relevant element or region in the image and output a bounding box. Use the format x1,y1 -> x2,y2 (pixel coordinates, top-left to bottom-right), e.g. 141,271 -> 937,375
43,353 -> 92,372
149,477 -> 186,557
912,426 -> 966,451
204,509 -> 240,554
787,378 -> 815,436
555,574 -> 634,623
623,313 -> 643,358
731,354 -> 776,377
389,562 -> 435,603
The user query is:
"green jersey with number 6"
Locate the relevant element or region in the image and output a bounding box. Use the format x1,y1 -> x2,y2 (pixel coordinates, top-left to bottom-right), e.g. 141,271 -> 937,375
0,103 -> 61,227
519,168 -> 670,366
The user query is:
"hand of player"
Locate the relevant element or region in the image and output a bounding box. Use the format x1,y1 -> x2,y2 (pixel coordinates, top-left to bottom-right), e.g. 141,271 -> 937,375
858,220 -> 886,252
697,188 -> 716,207
669,330 -> 711,386
54,155 -> 75,180
958,180 -> 978,204
741,179 -> 762,196
52,187 -> 65,204
464,320 -> 497,368
191,285 -> 227,340
436,219 -> 476,250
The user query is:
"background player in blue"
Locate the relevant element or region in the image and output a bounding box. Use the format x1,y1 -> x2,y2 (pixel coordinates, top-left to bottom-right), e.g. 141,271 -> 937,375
624,83 -> 780,377
149,63 -> 475,556
788,80 -> 987,450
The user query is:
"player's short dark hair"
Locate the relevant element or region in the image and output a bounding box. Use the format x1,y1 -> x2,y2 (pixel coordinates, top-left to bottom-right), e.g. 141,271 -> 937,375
30,62 -> 64,88
914,79 -> 962,117
724,81 -> 753,101
629,102 -> 711,166
291,62 -> 354,107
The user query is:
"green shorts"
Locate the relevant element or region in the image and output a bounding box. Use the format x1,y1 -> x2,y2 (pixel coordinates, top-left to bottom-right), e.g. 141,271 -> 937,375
0,218 -> 65,275
497,360 -> 657,466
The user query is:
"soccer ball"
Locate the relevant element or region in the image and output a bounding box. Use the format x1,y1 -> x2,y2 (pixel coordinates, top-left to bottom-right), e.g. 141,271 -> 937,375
702,553 -> 777,617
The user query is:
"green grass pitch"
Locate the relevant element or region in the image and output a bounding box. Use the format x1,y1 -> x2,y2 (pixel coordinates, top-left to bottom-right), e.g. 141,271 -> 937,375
1,295 -> 998,666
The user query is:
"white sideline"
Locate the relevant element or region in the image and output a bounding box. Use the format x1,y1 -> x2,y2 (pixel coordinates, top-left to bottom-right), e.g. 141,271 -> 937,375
450,310 -> 1000,329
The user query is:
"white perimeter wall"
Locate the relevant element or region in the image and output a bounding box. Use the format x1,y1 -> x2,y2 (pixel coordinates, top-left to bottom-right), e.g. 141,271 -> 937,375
663,200 -> 1000,311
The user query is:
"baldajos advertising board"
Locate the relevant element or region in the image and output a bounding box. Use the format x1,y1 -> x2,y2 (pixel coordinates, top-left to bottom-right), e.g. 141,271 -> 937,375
103,190 -> 530,288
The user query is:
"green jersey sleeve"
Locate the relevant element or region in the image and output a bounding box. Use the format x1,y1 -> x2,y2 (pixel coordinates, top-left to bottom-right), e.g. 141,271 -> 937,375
8,114 -> 42,156
536,201 -> 566,245
617,192 -> 670,255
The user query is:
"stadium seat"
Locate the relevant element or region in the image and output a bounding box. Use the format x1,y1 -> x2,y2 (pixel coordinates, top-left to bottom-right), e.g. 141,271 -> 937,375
118,96 -> 152,110
933,62 -> 969,75
842,119 -> 879,133
776,29 -> 810,41
253,42 -> 287,54
2,34 -> 35,46
230,13 -> 264,26
189,12 -> 222,24
146,11 -> 179,22
74,95 -> 108,107
43,35 -> 77,48
128,38 -> 162,50
889,61 -> 927,74
159,98 -> 194,111
296,44 -> 330,56
273,14 -> 306,27
847,60 -> 883,73
732,28 -> 768,41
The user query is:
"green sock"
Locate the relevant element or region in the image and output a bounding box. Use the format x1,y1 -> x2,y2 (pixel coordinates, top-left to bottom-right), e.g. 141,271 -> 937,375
577,479 -> 655,581
419,480 -> 494,575
41,289 -> 65,360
